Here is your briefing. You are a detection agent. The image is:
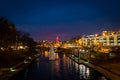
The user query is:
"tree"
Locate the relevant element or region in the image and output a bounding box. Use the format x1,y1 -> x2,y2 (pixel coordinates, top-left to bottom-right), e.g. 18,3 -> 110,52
0,16 -> 17,50
70,35 -> 81,44
19,32 -> 37,50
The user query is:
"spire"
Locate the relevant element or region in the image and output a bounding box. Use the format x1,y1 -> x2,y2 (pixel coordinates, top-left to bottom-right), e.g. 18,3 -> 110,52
56,36 -> 59,43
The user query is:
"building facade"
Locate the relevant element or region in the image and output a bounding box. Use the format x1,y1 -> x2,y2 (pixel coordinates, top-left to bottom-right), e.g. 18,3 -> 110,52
79,30 -> 120,47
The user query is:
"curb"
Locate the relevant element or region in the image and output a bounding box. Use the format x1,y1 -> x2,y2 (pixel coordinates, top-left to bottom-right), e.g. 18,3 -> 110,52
68,55 -> 120,80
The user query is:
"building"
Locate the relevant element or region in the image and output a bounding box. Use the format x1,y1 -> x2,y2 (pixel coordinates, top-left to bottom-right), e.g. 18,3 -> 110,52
101,30 -> 120,46
79,30 -> 120,47
79,35 -> 95,47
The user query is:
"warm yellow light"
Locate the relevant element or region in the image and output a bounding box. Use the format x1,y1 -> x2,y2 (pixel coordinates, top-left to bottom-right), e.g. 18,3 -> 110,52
45,51 -> 49,57
63,54 -> 66,59
56,53 -> 59,59
95,34 -> 98,37
19,46 -> 23,49
112,32 -> 114,35
102,33 -> 105,36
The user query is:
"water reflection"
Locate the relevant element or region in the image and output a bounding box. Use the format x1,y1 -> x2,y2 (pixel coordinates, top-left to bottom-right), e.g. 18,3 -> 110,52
44,51 -> 59,60
55,57 -> 60,73
65,54 -> 108,80
36,58 -> 40,70
44,51 -> 49,57
50,61 -> 55,79
10,51 -> 108,80
55,53 -> 59,59
79,64 -> 90,79
24,68 -> 28,79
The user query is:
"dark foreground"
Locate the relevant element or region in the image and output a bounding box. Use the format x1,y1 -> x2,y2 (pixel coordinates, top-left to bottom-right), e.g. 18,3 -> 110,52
9,51 -> 108,80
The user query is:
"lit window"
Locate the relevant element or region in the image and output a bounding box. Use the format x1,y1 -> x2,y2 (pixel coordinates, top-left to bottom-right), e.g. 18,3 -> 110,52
103,43 -> 106,45
118,40 -> 120,42
118,43 -> 120,46
110,43 -> 114,46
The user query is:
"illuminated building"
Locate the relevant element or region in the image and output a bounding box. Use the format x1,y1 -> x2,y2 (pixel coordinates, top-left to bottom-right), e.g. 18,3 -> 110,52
79,30 -> 120,47
80,35 -> 95,47
101,30 -> 120,46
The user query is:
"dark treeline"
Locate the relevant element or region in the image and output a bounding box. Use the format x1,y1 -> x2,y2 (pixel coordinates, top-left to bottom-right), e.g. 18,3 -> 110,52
0,16 -> 37,67
0,16 -> 37,51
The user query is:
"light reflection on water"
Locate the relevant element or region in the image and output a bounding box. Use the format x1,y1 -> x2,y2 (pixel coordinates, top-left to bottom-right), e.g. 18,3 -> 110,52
36,58 -> 40,70
65,54 -> 108,80
44,51 -> 49,57
79,64 -> 90,79
55,56 -> 60,73
10,51 -> 109,80
56,53 -> 59,59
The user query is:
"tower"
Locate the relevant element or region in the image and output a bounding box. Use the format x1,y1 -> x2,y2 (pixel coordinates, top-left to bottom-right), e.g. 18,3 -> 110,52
56,36 -> 59,43
55,36 -> 60,47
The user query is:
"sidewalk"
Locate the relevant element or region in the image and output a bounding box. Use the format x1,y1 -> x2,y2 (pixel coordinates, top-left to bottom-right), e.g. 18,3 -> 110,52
98,63 -> 120,76
0,56 -> 36,80
68,55 -> 120,80
0,62 -> 25,80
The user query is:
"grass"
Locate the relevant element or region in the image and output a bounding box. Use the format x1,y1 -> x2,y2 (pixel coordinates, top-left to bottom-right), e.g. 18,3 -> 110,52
0,50 -> 37,68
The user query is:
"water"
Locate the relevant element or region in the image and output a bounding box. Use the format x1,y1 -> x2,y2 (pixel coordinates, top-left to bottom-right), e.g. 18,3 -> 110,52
9,51 -> 108,80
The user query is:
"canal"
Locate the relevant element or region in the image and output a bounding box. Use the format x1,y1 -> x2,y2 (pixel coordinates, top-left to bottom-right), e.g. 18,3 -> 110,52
9,51 -> 108,80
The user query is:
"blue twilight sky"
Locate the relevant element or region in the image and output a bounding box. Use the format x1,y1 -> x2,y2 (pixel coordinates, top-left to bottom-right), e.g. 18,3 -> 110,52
0,0 -> 120,41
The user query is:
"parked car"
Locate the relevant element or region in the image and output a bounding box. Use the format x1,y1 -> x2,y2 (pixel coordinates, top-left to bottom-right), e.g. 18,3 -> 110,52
24,57 -> 32,64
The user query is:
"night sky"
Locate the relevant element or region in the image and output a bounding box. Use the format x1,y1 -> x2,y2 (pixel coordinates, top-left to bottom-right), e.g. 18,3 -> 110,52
0,0 -> 120,42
